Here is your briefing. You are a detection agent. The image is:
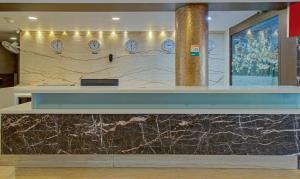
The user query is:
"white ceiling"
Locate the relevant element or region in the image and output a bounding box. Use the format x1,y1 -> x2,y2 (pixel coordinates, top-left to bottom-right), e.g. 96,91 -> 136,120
0,11 -> 256,32
0,0 -> 295,3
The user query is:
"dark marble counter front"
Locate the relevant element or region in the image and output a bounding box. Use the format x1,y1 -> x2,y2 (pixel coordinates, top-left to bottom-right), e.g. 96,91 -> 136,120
1,114 -> 300,155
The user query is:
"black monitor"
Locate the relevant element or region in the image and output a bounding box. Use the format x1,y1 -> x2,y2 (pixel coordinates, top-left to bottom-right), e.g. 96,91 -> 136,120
80,79 -> 119,86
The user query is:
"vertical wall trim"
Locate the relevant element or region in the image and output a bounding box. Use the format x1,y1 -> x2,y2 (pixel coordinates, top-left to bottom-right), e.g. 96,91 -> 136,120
224,29 -> 230,86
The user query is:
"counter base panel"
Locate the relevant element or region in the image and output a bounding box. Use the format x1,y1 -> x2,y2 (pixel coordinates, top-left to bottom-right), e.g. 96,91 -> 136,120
2,114 -> 300,156
32,93 -> 300,109
0,155 -> 297,169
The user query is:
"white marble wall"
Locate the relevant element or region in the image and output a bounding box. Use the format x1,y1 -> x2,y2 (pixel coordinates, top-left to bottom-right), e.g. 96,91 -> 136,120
209,32 -> 226,86
20,31 -> 225,87
0,87 -> 14,109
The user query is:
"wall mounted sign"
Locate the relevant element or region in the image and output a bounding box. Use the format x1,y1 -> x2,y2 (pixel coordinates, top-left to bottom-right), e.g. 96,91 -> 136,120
50,39 -> 64,54
190,45 -> 200,57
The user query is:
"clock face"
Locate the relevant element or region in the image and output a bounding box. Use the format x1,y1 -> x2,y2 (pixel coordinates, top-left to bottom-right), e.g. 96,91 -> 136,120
50,39 -> 64,54
162,39 -> 175,53
88,40 -> 101,54
125,40 -> 137,54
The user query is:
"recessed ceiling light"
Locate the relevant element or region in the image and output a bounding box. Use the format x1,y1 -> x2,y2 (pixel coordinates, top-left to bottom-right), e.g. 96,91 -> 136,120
112,17 -> 120,21
4,17 -> 15,24
207,16 -> 212,21
9,37 -> 17,41
247,30 -> 252,36
28,16 -> 38,20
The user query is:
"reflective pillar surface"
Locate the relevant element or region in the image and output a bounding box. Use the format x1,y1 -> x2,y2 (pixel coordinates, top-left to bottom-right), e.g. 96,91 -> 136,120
175,4 -> 208,86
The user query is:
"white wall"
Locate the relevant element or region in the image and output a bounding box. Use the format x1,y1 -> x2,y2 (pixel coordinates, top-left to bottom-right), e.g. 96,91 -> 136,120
20,31 -> 176,88
208,32 -> 226,86
0,46 -> 17,74
0,87 -> 14,109
19,31 -> 227,87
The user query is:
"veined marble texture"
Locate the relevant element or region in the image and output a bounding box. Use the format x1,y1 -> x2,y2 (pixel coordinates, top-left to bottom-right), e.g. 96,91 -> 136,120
208,33 -> 226,86
2,114 -> 300,155
20,31 -> 225,87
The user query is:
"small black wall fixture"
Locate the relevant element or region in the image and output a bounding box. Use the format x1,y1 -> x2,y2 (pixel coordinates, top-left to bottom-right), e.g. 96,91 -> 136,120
109,54 -> 113,62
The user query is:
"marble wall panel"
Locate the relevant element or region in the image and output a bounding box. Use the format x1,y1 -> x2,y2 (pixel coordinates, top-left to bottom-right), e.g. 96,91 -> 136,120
208,33 -> 225,86
2,114 -> 300,155
19,31 -> 225,87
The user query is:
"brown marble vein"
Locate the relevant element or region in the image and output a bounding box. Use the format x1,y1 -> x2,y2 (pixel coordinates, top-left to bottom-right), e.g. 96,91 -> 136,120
2,114 -> 300,155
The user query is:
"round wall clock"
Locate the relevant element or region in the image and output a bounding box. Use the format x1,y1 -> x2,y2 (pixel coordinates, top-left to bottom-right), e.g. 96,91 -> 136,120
50,39 -> 64,54
162,39 -> 175,53
88,40 -> 101,54
125,40 -> 138,54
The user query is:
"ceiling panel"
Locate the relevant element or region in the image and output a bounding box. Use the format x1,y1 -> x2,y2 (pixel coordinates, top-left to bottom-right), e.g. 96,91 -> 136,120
0,11 -> 257,32
0,0 -> 295,3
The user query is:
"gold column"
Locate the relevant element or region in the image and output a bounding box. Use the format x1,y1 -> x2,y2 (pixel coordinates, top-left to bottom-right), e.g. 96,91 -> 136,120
175,4 -> 208,86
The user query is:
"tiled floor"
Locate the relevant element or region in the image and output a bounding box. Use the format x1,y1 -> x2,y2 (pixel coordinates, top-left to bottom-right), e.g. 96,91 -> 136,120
7,168 -> 300,179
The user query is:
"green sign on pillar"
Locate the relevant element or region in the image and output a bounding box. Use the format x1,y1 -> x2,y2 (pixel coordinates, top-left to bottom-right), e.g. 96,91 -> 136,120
190,45 -> 200,57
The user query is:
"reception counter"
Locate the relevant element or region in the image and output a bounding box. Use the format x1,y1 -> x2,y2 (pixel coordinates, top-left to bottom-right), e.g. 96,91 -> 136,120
0,86 -> 300,168
17,86 -> 300,110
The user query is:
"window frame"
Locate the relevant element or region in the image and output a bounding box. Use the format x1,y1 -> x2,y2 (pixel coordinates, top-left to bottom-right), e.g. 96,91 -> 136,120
229,11 -> 280,86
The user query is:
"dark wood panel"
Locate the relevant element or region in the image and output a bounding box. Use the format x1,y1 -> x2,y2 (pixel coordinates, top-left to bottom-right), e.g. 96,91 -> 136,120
0,74 -> 14,88
18,97 -> 31,104
278,9 -> 297,86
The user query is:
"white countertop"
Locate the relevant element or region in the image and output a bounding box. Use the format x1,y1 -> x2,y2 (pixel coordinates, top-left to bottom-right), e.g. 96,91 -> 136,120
1,85 -> 299,114
13,85 -> 300,94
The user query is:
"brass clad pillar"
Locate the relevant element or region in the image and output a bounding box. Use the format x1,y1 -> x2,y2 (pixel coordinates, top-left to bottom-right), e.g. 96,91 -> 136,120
175,4 -> 208,86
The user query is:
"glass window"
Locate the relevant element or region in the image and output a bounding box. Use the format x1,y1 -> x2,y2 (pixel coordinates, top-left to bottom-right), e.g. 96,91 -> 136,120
231,16 -> 279,86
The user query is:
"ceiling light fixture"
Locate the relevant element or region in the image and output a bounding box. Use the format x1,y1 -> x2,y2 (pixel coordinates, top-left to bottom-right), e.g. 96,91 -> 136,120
207,16 -> 212,21
148,30 -> 153,39
160,30 -> 166,38
86,30 -> 91,36
4,17 -> 15,24
112,17 -> 120,21
246,30 -> 252,36
74,30 -> 80,36
98,31 -> 103,38
28,16 -> 38,20
9,37 -> 17,41
16,29 -> 21,34
24,31 -> 31,36
49,30 -> 55,36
